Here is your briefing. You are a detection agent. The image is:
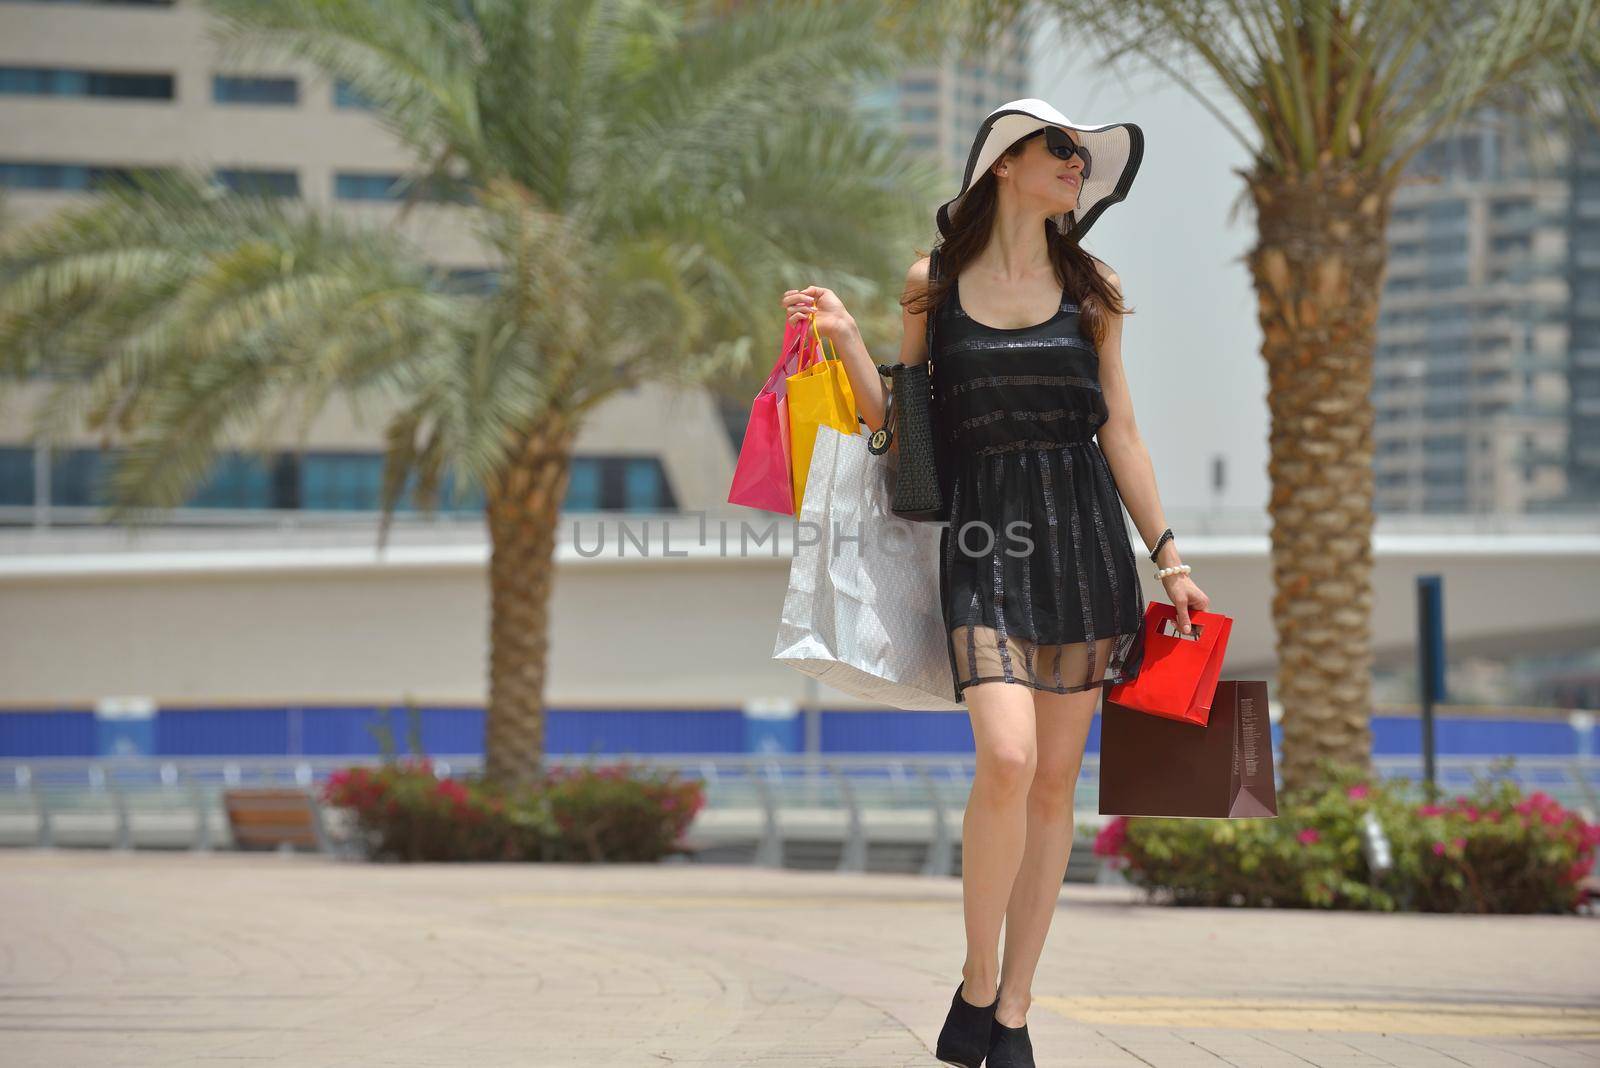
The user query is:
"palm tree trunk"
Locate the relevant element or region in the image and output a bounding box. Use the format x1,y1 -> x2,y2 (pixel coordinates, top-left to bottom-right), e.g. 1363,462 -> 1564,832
483,418 -> 577,789
1244,164 -> 1390,793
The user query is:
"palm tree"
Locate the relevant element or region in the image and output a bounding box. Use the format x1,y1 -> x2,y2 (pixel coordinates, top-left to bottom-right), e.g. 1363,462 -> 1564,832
968,0 -> 1600,791
0,0 -> 962,788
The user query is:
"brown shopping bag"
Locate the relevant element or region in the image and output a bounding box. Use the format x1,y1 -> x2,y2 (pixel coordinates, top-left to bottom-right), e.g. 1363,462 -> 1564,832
1098,679 -> 1278,818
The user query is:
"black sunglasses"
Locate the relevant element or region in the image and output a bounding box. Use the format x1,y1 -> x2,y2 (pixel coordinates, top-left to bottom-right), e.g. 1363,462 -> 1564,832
1036,126 -> 1093,179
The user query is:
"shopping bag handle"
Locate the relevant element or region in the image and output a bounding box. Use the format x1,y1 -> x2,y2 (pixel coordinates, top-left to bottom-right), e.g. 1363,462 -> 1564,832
800,313 -> 837,368
762,316 -> 814,393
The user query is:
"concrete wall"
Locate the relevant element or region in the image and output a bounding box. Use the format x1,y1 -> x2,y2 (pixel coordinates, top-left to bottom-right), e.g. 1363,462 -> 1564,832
5,517 -> 1597,711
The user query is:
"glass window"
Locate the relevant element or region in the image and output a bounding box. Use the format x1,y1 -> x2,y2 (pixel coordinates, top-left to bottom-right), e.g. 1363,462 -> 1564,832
299,452 -> 386,510
0,447 -> 35,506
50,448 -> 111,506
214,168 -> 300,197
434,469 -> 484,513
565,459 -> 601,512
334,172 -> 470,203
332,78 -> 377,110
212,75 -> 298,105
1425,199 -> 1468,225
623,457 -> 667,510
0,161 -> 159,191
334,172 -> 402,200
0,66 -> 173,99
557,456 -> 674,511
186,452 -> 273,508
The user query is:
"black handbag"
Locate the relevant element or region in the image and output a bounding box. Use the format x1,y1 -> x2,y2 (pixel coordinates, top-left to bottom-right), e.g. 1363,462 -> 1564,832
866,246 -> 947,523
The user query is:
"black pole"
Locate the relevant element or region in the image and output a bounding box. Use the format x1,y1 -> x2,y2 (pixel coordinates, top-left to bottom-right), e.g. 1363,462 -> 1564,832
1415,575 -> 1446,803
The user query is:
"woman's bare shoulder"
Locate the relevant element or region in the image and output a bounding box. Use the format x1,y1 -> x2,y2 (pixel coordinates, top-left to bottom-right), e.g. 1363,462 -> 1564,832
906,255 -> 931,289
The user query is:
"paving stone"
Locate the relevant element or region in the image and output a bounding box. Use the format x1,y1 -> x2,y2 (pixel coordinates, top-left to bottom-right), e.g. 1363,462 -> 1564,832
0,850 -> 1595,1067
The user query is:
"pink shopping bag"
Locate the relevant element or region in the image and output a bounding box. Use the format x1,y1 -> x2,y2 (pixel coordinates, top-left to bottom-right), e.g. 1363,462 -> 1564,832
728,316 -> 824,514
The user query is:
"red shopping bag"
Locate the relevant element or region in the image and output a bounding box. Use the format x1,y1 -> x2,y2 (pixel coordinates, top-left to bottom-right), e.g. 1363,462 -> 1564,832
728,316 -> 824,514
1103,601 -> 1233,725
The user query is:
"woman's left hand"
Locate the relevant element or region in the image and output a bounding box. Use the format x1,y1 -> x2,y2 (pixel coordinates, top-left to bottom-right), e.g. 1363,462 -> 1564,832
1160,572 -> 1209,635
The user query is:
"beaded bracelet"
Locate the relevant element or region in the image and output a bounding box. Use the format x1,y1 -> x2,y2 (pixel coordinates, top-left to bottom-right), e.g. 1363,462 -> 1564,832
1155,563 -> 1191,580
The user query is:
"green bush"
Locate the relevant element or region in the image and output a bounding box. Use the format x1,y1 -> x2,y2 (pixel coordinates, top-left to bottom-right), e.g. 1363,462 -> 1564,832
321,756 -> 705,863
539,761 -> 705,862
1092,757 -> 1600,913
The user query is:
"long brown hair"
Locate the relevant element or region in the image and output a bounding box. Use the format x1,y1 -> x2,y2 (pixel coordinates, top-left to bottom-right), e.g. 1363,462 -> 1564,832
903,132 -> 1132,348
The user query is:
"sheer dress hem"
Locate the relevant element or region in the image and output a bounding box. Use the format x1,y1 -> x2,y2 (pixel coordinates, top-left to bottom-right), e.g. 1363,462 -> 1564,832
947,624 -> 1144,701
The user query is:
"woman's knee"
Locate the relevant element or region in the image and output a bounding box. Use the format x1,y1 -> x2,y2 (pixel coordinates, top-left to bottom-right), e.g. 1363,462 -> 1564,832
1029,760 -> 1080,811
975,743 -> 1036,797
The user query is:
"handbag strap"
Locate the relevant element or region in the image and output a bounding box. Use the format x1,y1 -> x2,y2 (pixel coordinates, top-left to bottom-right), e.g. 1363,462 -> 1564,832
865,245 -> 941,442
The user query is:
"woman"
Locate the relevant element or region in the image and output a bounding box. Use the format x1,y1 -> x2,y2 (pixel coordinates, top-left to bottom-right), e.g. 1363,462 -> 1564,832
782,99 -> 1208,1068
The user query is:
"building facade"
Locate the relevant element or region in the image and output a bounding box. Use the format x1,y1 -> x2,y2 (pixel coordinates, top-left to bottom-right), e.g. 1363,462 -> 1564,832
1374,107 -> 1600,515
1,0 -> 1033,524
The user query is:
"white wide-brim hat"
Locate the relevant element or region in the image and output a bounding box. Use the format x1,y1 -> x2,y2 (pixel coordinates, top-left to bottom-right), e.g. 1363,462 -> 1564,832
936,98 -> 1144,242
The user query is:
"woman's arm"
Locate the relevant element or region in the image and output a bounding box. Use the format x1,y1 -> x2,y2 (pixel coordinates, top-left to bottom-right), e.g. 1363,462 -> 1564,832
1092,264 -> 1210,632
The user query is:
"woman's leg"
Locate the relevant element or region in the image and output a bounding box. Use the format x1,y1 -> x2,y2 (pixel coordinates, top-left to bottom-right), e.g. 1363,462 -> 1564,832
994,637 -> 1113,1027
957,678 -> 1039,1006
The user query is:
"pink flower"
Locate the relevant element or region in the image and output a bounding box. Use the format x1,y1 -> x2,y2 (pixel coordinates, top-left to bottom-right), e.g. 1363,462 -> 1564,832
1418,804 -> 1446,817
1094,816 -> 1130,858
1432,841 -> 1447,856
1297,828 -> 1321,845
1452,837 -> 1466,851
1346,785 -> 1369,801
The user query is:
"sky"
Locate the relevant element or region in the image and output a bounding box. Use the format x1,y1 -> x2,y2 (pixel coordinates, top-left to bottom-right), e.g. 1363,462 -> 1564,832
1033,22 -> 1271,517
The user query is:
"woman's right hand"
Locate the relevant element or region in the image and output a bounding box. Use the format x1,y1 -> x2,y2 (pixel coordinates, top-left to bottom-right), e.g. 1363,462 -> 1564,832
781,285 -> 855,346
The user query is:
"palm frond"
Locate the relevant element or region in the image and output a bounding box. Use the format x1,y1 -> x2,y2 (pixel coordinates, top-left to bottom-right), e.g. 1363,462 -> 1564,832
971,0 -> 1600,183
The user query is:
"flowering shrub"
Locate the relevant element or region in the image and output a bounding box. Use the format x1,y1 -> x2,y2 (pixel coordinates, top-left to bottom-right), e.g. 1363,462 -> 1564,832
321,756 -> 705,863
1398,781 -> 1600,913
1091,757 -> 1599,914
1092,759 -> 1394,909
539,760 -> 707,862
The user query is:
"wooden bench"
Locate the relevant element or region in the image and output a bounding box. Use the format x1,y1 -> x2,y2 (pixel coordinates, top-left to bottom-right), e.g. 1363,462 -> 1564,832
223,788 -> 331,854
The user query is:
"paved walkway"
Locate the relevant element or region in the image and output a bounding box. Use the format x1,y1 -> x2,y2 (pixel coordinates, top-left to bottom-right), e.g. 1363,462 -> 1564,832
2,850 -> 1597,1067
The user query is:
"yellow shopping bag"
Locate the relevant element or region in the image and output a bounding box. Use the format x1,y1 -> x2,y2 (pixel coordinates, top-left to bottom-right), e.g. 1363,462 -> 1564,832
786,315 -> 858,514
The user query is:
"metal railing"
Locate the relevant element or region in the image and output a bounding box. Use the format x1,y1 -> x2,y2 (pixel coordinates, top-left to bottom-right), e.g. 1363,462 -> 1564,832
3,754 -> 1595,877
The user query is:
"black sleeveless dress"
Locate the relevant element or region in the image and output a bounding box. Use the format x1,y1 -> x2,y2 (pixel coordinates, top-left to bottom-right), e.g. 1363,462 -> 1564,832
930,268 -> 1147,703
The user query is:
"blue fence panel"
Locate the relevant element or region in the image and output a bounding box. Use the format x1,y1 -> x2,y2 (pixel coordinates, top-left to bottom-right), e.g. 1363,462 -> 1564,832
0,706 -> 1587,760
546,708 -> 745,755
157,707 -> 289,756
822,710 -> 972,753
0,710 -> 95,757
1372,714 -> 1576,757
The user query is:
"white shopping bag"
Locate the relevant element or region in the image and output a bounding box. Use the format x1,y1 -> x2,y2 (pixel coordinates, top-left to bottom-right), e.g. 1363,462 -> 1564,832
772,424 -> 962,710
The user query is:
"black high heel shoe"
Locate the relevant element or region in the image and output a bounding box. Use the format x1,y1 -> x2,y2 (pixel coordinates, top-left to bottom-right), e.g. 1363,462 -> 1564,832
935,979 -> 1000,1068
986,1014 -> 1035,1068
